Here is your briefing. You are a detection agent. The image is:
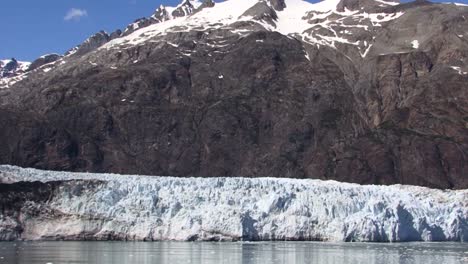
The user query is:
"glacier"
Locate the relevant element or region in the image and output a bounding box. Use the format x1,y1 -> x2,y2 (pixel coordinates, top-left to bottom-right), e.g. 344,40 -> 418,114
0,165 -> 467,242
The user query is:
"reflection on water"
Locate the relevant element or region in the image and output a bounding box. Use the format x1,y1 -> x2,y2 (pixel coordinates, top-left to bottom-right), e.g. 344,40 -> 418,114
0,241 -> 466,264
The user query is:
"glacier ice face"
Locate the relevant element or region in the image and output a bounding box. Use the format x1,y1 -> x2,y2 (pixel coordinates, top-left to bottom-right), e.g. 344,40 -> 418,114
0,165 -> 467,242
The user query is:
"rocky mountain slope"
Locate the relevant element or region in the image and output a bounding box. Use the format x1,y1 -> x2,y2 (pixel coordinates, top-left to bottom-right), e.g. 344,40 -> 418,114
0,59 -> 30,78
0,0 -> 467,189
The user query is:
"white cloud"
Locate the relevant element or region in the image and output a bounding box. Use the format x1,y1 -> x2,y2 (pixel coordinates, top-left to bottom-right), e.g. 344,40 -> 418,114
64,8 -> 88,21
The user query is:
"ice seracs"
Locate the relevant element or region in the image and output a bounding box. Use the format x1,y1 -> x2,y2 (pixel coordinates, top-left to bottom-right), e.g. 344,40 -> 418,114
0,165 -> 467,242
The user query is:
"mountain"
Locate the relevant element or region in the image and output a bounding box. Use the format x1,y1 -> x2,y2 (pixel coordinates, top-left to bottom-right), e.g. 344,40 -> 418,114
0,0 -> 467,189
0,59 -> 29,77
1,165 -> 466,242
0,59 -> 30,87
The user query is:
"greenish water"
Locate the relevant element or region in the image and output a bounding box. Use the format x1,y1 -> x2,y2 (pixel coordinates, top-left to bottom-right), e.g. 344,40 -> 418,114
0,241 -> 466,264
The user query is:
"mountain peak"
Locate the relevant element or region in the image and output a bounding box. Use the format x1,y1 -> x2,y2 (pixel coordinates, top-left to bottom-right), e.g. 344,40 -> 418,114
0,58 -> 30,83
172,0 -> 202,17
336,0 -> 399,12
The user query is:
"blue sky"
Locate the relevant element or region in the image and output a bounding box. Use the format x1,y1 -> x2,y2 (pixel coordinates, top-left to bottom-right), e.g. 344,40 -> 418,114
0,0 -> 466,61
0,0 -> 182,61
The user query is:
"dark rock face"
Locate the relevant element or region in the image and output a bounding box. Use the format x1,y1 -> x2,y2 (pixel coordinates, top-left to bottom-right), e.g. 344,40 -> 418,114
241,2 -> 278,25
0,181 -> 54,240
0,180 -> 104,241
28,54 -> 62,71
65,31 -> 111,57
172,0 -> 197,18
269,0 -> 287,11
122,17 -> 156,37
0,59 -> 18,78
197,0 -> 215,10
336,0 -> 398,12
0,58 -> 30,80
153,6 -> 172,22
109,29 -> 123,40
0,0 -> 467,189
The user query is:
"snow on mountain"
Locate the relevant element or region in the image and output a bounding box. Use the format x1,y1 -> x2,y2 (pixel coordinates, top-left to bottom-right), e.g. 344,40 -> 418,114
274,0 -> 335,35
1,165 -> 467,242
0,59 -> 30,76
101,0 -> 405,56
0,55 -> 68,89
2,0 -> 465,89
0,59 -> 31,89
3,0 -> 468,85
451,2 -> 468,6
107,0 -> 259,48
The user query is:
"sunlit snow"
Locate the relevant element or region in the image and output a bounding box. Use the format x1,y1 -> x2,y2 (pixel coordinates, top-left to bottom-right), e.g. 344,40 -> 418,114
102,0 -> 405,51
450,66 -> 468,75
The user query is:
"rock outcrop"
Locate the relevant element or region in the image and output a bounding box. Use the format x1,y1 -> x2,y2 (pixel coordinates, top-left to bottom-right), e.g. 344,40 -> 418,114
0,59 -> 30,78
65,31 -> 112,57
28,54 -> 62,71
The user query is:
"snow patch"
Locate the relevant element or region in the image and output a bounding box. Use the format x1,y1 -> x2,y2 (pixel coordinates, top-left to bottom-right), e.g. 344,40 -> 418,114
373,0 -> 399,6
0,59 -> 31,89
275,0 -> 333,35
360,44 -> 373,57
101,0 -> 405,53
445,2 -> 468,6
450,66 -> 468,75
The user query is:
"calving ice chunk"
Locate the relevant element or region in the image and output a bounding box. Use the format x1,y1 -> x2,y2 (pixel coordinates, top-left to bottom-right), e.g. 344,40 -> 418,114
0,165 -> 466,242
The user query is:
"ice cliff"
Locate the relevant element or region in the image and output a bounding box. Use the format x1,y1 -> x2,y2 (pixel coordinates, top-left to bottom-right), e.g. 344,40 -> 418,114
0,165 -> 466,242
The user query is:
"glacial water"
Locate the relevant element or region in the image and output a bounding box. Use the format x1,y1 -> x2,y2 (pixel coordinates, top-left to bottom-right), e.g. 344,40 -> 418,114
0,241 -> 466,264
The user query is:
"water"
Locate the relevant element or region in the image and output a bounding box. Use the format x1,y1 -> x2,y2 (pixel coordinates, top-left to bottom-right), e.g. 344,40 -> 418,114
0,241 -> 466,264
